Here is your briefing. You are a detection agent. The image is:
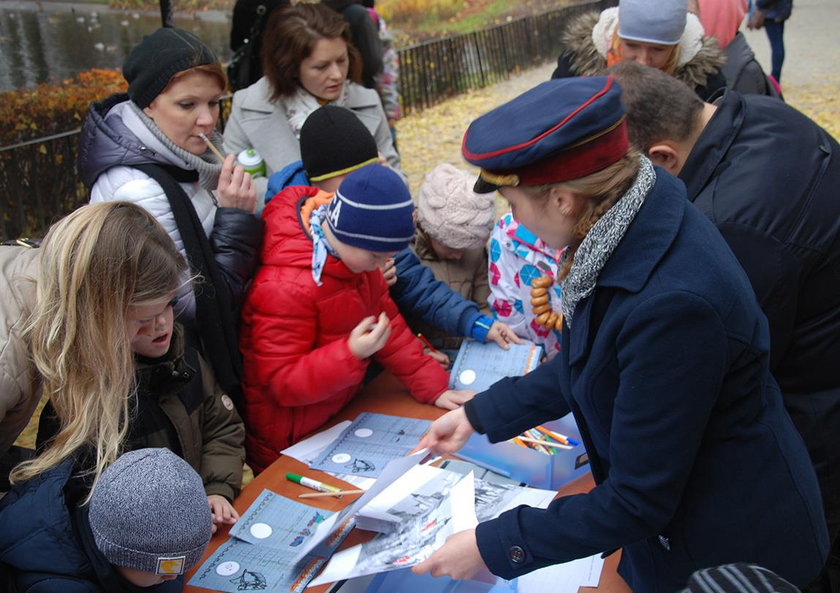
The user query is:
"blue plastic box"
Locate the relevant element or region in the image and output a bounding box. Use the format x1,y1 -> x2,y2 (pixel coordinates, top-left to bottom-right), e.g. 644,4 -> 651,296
453,414 -> 589,490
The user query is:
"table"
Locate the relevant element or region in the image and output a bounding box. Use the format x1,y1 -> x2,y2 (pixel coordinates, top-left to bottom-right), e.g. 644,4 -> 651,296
184,372 -> 631,593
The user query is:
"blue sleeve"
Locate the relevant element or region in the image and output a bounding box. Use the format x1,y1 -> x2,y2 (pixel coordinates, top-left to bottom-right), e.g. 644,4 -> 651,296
265,161 -> 309,203
390,247 -> 481,337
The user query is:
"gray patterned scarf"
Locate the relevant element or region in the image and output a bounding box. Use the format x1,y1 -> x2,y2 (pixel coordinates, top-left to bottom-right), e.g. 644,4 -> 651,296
560,157 -> 656,326
130,102 -> 223,192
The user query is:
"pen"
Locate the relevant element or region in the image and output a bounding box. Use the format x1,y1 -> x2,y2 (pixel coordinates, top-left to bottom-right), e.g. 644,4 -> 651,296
298,489 -> 366,499
416,332 -> 440,354
286,472 -> 342,495
535,425 -> 581,447
517,436 -> 573,450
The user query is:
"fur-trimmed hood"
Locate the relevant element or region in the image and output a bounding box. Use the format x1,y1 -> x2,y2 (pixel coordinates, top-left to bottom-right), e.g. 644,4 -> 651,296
557,9 -> 725,92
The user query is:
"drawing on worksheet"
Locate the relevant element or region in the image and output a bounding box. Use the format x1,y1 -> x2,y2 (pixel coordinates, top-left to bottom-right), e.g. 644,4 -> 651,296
228,489 -> 328,549
449,339 -> 543,393
188,491 -> 350,593
309,413 -> 432,478
310,469 -> 478,586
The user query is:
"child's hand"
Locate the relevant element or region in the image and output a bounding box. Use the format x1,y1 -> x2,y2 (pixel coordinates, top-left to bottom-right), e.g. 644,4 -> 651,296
433,389 -> 475,410
380,258 -> 397,287
217,154 -> 257,213
207,494 -> 239,534
348,313 -> 391,359
485,321 -> 523,349
425,347 -> 450,369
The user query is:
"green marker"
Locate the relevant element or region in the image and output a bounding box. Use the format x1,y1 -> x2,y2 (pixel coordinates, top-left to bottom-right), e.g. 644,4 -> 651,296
286,472 -> 342,494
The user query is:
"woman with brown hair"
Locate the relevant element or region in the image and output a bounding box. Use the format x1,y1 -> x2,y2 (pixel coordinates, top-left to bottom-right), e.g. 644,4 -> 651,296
223,2 -> 401,193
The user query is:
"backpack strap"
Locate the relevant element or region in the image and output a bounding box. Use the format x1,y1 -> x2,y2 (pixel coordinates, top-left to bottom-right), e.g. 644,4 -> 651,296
131,163 -> 243,405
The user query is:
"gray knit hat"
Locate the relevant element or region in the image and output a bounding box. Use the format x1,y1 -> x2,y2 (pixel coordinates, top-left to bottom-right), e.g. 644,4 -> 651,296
123,27 -> 219,109
89,448 -> 212,576
618,0 -> 688,45
417,163 -> 495,250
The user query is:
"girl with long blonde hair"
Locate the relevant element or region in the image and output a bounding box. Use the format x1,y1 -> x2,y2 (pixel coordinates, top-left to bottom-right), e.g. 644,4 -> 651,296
10,202 -> 186,493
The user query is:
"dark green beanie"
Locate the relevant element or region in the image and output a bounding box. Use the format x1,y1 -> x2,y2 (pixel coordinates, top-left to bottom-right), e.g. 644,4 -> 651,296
123,27 -> 219,109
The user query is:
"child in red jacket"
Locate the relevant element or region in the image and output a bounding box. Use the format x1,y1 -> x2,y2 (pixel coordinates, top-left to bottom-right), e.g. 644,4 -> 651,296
240,164 -> 470,473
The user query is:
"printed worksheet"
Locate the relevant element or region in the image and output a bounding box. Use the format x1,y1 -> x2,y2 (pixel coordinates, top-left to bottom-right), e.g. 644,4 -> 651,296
449,340 -> 542,392
189,537 -> 337,593
309,471 -> 477,586
228,489 -> 331,549
309,413 -> 431,478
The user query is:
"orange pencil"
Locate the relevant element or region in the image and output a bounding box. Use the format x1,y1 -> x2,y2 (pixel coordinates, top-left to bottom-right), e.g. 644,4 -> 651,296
416,332 -> 440,354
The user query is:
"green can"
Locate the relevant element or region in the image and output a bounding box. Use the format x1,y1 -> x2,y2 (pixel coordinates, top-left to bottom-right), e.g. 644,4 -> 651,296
237,149 -> 266,178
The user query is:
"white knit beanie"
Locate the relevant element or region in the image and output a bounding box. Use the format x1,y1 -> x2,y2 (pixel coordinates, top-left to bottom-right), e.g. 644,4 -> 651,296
417,163 -> 496,250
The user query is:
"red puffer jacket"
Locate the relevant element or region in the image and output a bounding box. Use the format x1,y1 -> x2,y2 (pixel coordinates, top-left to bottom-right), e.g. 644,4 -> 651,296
240,186 -> 449,472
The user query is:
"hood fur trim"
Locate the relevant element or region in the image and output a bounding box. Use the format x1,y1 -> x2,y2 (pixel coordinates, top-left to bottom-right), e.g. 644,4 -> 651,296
561,9 -> 724,89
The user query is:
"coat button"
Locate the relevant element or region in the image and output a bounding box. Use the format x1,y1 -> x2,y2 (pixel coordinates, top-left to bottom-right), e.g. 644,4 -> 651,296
508,545 -> 526,564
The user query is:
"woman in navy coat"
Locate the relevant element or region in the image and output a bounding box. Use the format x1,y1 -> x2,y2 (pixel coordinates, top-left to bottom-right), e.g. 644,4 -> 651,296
413,75 -> 828,592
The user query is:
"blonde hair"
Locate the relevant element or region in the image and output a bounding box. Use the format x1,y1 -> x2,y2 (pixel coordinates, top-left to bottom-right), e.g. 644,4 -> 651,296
10,202 -> 187,494
525,148 -> 642,278
167,63 -> 227,93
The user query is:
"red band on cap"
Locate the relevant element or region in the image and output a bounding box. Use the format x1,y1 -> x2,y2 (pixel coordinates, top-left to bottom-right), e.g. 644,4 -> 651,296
486,120 -> 628,186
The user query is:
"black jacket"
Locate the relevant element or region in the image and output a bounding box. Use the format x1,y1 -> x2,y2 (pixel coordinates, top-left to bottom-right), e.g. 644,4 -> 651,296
322,0 -> 383,88
681,89 -> 840,531
719,32 -> 779,97
0,456 -> 182,593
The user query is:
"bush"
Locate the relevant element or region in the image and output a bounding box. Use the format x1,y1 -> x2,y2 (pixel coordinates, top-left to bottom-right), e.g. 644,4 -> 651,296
0,69 -> 126,146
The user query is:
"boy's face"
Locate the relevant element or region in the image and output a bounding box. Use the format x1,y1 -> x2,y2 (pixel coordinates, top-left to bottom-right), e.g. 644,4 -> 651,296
335,241 -> 397,274
126,297 -> 176,359
117,566 -> 179,587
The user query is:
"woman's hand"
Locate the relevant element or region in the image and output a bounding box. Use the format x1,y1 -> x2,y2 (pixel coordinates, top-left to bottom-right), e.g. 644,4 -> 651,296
348,313 -> 391,359
412,529 -> 488,580
207,494 -> 239,534
380,257 -> 397,287
485,321 -> 523,349
420,405 -> 475,452
217,154 -> 257,212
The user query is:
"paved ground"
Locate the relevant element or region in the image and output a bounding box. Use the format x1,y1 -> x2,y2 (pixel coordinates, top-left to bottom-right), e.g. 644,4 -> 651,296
397,0 -> 839,195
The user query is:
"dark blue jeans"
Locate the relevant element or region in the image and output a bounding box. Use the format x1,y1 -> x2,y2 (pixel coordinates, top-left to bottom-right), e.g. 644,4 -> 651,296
764,19 -> 786,81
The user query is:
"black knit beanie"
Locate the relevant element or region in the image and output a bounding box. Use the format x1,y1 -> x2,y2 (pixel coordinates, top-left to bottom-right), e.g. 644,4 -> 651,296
123,27 -> 219,109
300,105 -> 380,182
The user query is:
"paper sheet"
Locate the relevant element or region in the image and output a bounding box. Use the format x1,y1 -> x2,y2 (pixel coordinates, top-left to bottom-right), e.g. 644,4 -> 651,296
449,340 -> 542,392
188,493 -> 348,593
309,471 -> 477,586
293,449 -> 430,561
281,421 -> 351,465
310,413 -> 431,478
516,554 -> 605,593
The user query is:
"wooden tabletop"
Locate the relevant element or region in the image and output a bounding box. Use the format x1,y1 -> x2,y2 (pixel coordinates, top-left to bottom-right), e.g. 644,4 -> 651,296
184,372 -> 630,593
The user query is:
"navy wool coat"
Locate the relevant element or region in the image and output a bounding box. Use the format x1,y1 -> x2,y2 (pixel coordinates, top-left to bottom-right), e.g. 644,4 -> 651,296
464,170 -> 828,592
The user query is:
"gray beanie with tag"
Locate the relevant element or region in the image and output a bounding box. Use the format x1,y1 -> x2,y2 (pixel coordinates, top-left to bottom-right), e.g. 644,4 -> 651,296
88,448 -> 212,576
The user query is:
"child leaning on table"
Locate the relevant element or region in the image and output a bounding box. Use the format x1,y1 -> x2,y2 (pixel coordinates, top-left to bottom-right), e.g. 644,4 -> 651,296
240,163 -> 472,473
0,448 -> 213,591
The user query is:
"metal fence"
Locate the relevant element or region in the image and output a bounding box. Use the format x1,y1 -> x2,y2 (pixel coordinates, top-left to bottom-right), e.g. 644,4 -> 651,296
0,0 -> 615,241
399,0 -> 614,114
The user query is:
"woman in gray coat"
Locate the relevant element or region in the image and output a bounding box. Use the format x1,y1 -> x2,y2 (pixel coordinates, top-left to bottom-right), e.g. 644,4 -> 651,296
223,3 -> 402,198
